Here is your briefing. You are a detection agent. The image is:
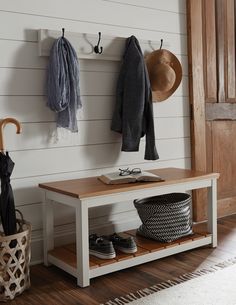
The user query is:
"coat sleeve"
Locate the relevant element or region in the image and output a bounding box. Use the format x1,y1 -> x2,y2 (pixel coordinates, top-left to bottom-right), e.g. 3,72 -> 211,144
144,91 -> 159,160
143,64 -> 159,160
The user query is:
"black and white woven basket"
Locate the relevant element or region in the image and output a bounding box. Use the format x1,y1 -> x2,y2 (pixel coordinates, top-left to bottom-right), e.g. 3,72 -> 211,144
134,193 -> 192,243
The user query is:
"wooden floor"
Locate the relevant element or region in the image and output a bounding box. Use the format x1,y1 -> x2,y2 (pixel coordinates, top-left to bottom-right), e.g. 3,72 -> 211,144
9,214 -> 236,305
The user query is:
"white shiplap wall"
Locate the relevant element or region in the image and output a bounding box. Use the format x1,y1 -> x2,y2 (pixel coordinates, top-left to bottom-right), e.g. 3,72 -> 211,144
0,0 -> 190,263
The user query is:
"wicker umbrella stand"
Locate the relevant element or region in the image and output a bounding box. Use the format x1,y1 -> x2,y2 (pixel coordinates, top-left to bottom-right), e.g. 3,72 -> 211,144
0,217 -> 31,302
0,118 -> 31,301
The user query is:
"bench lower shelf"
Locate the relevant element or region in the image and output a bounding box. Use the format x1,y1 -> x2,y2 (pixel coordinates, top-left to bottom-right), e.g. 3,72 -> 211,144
48,228 -> 212,279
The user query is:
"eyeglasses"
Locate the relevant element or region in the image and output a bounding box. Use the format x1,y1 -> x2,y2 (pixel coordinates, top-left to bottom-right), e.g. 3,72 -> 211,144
119,167 -> 142,176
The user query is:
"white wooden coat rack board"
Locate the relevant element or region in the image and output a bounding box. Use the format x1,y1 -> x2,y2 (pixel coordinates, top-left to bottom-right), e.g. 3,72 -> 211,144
0,118 -> 22,152
38,29 -> 167,60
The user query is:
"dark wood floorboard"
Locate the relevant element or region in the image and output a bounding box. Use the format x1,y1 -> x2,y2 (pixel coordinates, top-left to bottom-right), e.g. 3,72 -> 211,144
8,215 -> 236,305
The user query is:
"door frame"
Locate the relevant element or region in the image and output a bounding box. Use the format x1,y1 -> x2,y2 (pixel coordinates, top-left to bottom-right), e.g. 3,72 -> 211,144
187,0 -> 236,221
187,0 -> 207,221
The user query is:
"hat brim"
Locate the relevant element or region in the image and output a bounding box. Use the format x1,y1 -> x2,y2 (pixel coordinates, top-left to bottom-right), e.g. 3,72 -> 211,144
145,49 -> 182,102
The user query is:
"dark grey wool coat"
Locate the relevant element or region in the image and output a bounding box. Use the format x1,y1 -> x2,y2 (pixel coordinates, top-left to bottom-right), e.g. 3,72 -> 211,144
111,36 -> 159,160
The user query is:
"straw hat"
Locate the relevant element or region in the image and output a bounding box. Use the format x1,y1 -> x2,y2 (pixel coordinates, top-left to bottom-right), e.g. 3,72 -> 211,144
145,49 -> 182,102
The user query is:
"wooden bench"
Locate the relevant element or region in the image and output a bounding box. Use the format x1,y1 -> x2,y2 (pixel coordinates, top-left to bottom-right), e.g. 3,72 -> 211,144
39,167 -> 219,287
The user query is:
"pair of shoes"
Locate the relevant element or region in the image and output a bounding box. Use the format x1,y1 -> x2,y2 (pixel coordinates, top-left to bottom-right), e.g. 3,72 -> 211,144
89,233 -> 137,260
107,233 -> 137,254
89,234 -> 116,259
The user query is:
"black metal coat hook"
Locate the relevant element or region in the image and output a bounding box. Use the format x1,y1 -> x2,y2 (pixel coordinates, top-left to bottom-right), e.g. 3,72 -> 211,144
160,39 -> 163,50
62,28 -> 65,38
94,32 -> 103,54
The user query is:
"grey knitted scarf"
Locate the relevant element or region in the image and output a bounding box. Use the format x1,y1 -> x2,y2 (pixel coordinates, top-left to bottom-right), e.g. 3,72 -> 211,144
46,36 -> 82,132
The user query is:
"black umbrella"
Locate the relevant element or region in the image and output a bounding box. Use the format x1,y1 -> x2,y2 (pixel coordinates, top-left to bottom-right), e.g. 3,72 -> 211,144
0,117 -> 21,239
0,151 -> 17,236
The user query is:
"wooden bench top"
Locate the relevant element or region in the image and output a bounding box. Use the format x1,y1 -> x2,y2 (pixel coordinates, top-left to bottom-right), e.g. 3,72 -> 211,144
39,167 -> 219,199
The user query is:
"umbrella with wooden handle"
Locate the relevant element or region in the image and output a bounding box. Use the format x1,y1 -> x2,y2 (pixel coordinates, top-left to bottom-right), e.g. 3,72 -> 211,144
0,118 -> 21,152
0,118 -> 21,240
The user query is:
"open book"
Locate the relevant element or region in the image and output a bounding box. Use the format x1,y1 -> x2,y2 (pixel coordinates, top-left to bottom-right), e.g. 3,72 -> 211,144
98,171 -> 164,185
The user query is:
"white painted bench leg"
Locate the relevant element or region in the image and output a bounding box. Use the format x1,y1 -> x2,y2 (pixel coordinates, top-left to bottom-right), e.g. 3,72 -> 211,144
42,192 -> 54,266
76,200 -> 90,287
207,179 -> 217,248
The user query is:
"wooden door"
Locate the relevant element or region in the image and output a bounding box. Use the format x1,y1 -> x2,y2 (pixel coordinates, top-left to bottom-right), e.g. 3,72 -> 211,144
187,0 -> 236,221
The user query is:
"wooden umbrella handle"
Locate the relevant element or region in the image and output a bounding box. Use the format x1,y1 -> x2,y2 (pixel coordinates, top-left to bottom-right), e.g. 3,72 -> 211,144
0,118 -> 22,152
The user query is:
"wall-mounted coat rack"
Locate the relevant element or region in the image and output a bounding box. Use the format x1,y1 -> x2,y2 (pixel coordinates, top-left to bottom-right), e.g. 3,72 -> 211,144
38,29 -> 166,61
